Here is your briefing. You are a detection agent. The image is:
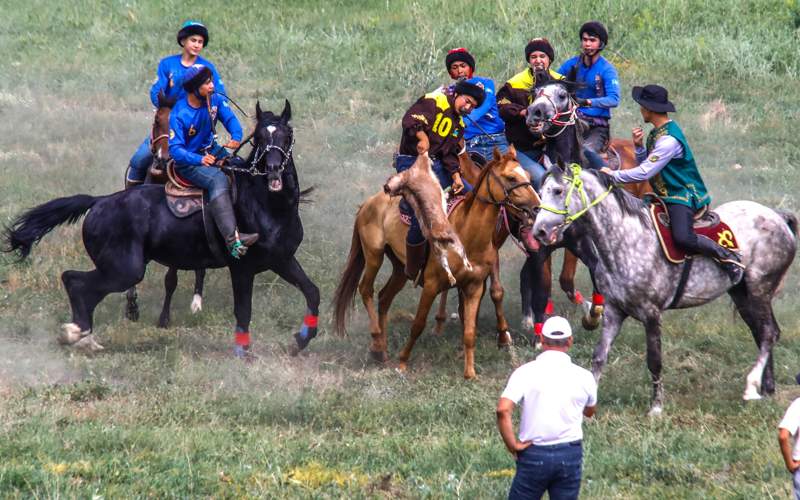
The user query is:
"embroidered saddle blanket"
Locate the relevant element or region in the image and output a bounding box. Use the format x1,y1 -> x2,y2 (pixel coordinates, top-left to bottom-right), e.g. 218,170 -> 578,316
647,195 -> 739,264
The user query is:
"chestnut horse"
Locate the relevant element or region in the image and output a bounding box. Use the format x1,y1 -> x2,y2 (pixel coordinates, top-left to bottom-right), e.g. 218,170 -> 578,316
333,149 -> 539,379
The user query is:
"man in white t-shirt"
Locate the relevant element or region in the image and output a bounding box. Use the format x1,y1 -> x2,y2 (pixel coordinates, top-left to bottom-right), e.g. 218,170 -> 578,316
496,316 -> 597,500
779,386 -> 800,499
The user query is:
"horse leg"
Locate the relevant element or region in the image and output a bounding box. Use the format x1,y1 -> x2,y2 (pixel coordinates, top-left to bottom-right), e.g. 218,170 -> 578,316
644,316 -> 665,417
519,257 -> 534,330
591,303 -> 627,381
397,282 -> 439,373
559,250 -> 583,304
566,234 -> 604,331
157,267 -> 178,328
729,288 -> 779,398
124,286 -> 139,322
191,268 -> 206,314
489,259 -> 512,347
358,250 -> 384,348
460,282 -> 484,379
272,256 -> 321,354
61,262 -> 145,351
229,268 -> 255,359
432,290 -> 448,337
370,256 -> 405,362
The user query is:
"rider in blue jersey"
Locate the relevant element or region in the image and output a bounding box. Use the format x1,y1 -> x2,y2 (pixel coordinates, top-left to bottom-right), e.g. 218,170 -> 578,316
169,64 -> 258,259
126,21 -> 228,188
444,48 -> 508,162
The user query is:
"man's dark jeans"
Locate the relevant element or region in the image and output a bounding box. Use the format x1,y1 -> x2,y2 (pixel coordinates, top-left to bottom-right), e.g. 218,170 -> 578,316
509,441 -> 583,500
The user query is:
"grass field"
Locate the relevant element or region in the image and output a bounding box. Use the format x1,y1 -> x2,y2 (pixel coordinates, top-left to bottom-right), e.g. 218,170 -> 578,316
2,0 -> 800,497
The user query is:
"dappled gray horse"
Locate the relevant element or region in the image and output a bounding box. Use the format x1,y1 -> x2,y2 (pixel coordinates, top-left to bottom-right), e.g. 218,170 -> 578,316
533,163 -> 797,415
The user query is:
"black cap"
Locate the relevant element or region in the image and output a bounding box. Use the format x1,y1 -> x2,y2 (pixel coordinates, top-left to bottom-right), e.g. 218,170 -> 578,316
632,85 -> 676,113
177,21 -> 209,47
580,21 -> 608,47
454,79 -> 485,107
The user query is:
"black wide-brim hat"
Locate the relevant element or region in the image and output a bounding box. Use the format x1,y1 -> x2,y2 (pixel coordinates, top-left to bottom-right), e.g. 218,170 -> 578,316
632,85 -> 676,113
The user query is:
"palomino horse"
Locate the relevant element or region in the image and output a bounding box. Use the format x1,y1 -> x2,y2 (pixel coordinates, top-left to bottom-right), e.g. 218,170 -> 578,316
124,91 -> 207,328
534,163 -> 797,415
5,101 -> 321,356
332,149 -> 540,379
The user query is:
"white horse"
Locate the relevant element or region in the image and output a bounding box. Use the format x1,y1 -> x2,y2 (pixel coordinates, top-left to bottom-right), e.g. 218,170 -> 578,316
533,163 -> 797,415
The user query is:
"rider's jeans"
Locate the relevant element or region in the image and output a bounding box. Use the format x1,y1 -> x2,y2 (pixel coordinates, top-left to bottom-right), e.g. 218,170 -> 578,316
517,149 -> 547,190
127,136 -> 152,182
466,133 -> 509,162
174,143 -> 232,201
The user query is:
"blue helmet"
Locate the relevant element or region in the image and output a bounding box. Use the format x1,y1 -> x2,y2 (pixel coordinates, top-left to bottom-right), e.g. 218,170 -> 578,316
177,20 -> 209,47
182,64 -> 213,94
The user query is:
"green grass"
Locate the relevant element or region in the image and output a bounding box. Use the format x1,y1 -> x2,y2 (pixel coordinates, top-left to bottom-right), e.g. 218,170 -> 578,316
2,0 -> 800,497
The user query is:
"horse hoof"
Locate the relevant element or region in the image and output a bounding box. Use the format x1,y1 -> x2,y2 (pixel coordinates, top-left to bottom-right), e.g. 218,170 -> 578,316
157,317 -> 170,329
59,323 -> 85,345
234,345 -> 257,362
582,314 -> 601,331
571,290 -> 585,305
395,362 -> 408,374
370,350 -> 389,364
497,331 -> 513,348
647,406 -> 663,418
190,294 -> 203,314
449,312 -> 459,322
463,371 -> 477,380
742,387 -> 762,401
74,334 -> 104,353
293,330 -> 317,353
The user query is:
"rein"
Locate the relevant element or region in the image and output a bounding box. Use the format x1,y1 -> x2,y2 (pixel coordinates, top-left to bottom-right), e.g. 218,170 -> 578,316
220,128 -> 295,177
475,165 -> 536,221
539,164 -> 614,225
531,87 -> 578,138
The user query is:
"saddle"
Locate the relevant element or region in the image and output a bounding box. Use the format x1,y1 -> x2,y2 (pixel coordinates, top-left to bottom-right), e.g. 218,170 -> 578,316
647,195 -> 739,263
399,194 -> 466,226
161,162 -> 237,263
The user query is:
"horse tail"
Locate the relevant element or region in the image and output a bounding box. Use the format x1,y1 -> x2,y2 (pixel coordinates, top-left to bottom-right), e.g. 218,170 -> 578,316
299,186 -> 315,205
332,217 -> 365,337
2,194 -> 99,259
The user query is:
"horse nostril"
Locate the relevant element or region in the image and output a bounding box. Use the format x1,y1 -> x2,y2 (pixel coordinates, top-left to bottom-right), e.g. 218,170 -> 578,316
535,228 -> 547,241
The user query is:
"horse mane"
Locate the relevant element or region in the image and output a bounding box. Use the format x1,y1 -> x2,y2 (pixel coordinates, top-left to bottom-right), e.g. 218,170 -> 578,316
462,152 -> 511,209
592,170 -> 650,225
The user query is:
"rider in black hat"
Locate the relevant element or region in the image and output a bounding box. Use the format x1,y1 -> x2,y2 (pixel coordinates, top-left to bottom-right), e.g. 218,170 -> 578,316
600,85 -> 745,284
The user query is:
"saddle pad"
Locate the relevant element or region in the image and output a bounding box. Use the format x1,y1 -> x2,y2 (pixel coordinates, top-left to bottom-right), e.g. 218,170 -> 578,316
398,194 -> 466,226
649,198 -> 739,264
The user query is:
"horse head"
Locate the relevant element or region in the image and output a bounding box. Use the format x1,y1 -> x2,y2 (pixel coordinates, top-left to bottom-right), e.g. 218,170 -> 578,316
151,90 -> 176,170
251,100 -> 294,192
478,146 -> 541,251
525,72 -> 580,136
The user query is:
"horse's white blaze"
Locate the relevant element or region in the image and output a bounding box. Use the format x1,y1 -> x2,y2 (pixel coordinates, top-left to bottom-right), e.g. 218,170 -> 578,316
267,125 -> 276,134
513,165 -> 530,181
190,294 -> 203,314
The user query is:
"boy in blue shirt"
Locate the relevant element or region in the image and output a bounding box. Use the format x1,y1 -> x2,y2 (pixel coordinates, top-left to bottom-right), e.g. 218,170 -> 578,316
558,21 -> 620,155
126,21 -> 228,188
169,64 -> 258,258
444,48 -> 508,162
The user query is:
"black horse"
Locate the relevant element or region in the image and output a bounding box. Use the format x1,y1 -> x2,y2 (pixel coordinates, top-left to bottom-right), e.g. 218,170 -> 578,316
4,100 -> 320,355
519,73 -> 604,334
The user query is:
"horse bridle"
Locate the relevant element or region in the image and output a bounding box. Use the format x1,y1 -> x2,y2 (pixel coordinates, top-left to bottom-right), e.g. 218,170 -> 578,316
539,164 -> 614,226
476,164 -> 537,222
149,115 -> 171,169
531,86 -> 578,138
218,124 -> 295,177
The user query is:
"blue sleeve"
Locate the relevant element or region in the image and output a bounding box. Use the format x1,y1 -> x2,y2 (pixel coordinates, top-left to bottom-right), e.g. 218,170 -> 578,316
557,58 -> 577,77
591,64 -> 620,109
205,61 -> 228,102
149,59 -> 170,108
169,113 -> 204,166
217,100 -> 243,141
466,78 -> 495,123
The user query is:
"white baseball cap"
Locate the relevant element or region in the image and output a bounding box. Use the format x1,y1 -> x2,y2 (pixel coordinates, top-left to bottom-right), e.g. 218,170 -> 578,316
542,316 -> 572,340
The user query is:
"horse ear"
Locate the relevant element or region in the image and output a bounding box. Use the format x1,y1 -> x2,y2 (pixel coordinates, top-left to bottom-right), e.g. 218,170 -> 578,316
507,143 -> 518,160
533,70 -> 551,89
492,147 -> 502,162
281,99 -> 292,123
256,101 -> 263,121
550,156 -> 565,179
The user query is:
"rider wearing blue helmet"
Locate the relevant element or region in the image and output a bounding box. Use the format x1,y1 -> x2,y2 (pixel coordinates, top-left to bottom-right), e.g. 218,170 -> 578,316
126,21 -> 228,188
168,64 -> 258,259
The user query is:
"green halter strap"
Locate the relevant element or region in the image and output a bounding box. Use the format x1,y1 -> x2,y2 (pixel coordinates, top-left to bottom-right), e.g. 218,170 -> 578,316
539,164 -> 615,224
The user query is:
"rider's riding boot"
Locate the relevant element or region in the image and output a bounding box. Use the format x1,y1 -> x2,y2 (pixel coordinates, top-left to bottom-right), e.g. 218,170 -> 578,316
125,179 -> 144,190
405,240 -> 427,284
209,194 -> 260,259
696,236 -> 745,285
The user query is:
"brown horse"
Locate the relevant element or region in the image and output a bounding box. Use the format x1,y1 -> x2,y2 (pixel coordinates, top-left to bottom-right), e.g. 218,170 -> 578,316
333,148 -> 539,379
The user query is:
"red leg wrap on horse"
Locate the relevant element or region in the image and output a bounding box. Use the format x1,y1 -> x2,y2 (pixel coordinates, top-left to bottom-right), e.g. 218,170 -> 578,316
592,292 -> 604,305
534,322 -> 543,335
545,300 -> 554,316
303,315 -> 318,328
235,331 -> 250,346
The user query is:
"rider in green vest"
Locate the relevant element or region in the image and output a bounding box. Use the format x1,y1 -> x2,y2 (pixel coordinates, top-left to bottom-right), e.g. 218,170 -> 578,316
600,85 -> 744,284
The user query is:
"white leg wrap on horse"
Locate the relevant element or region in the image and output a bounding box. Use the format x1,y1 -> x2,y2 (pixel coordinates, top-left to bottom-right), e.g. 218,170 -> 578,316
191,294 -> 203,314
743,359 -> 766,400
521,315 -> 534,331
74,334 -> 104,353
